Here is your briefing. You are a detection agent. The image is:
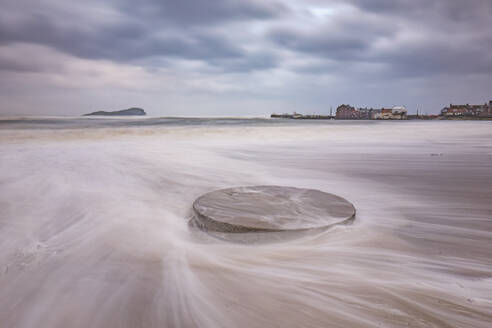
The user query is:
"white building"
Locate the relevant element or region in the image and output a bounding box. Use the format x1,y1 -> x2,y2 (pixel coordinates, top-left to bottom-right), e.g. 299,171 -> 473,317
391,106 -> 407,119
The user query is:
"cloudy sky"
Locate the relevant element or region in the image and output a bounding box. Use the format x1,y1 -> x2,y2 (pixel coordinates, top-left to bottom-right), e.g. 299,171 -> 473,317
1,0 -> 491,116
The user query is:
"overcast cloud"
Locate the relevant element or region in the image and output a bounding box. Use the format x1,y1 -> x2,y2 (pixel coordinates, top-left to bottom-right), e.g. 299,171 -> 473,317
0,0 -> 491,115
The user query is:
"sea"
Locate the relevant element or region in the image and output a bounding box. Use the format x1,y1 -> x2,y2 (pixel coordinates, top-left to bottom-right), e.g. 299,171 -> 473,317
0,117 -> 491,327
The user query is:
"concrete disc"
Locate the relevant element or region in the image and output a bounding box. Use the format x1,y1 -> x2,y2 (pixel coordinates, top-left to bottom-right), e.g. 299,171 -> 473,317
192,186 -> 356,233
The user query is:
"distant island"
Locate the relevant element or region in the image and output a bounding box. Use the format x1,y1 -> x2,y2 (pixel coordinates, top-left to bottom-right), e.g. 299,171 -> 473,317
83,107 -> 146,116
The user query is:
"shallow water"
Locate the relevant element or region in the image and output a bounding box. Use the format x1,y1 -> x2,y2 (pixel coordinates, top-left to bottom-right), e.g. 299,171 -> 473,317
0,118 -> 491,327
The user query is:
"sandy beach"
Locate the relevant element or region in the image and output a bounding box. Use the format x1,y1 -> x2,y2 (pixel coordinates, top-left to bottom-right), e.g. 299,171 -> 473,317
0,118 -> 491,327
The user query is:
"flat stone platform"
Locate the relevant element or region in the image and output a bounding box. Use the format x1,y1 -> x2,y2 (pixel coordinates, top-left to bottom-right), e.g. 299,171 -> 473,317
192,186 -> 355,234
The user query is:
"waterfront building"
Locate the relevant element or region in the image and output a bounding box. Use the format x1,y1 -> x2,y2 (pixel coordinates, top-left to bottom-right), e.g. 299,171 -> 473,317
480,101 -> 492,117
332,104 -> 409,120
359,107 -> 373,119
391,106 -> 408,119
441,101 -> 492,117
371,109 -> 382,119
440,106 -> 464,116
336,104 -> 359,119
381,108 -> 393,119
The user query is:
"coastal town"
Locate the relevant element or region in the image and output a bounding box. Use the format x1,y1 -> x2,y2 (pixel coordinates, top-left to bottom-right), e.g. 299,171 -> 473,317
271,100 -> 492,120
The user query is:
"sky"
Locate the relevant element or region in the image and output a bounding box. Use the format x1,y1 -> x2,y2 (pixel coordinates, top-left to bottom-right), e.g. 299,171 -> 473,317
1,0 -> 491,116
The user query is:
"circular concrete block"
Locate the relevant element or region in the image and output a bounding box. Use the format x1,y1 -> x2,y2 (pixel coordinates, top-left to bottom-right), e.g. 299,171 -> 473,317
192,186 -> 355,234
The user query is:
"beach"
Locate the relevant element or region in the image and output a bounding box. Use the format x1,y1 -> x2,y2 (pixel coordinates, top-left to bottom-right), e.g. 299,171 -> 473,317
0,118 -> 491,327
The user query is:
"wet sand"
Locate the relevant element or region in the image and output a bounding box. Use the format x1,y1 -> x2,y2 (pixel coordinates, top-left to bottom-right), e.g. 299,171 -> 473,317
0,119 -> 491,327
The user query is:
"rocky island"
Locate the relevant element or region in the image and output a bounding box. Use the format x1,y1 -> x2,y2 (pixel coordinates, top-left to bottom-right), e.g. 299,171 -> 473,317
83,107 -> 146,116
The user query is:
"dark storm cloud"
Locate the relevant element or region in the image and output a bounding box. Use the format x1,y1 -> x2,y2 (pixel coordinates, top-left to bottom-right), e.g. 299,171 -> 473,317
209,52 -> 278,72
270,29 -> 368,61
268,0 -> 492,78
0,0 -> 283,71
2,0 -> 491,77
269,15 -> 395,62
271,27 -> 492,78
0,56 -> 40,73
373,38 -> 492,77
347,0 -> 492,18
118,0 -> 286,25
0,13 -> 242,61
346,0 -> 431,13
